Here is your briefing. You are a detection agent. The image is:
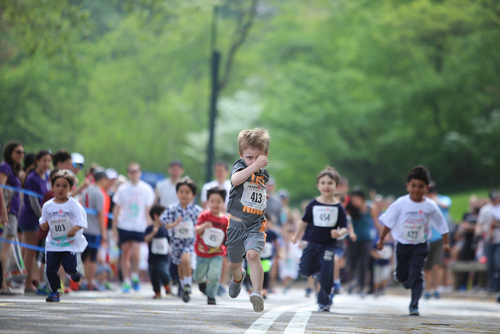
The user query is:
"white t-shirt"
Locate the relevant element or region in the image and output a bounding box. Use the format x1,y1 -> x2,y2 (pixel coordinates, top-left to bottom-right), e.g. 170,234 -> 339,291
488,204 -> 500,243
155,178 -> 179,207
39,197 -> 88,253
379,194 -> 449,245
113,181 -> 155,232
200,179 -> 231,206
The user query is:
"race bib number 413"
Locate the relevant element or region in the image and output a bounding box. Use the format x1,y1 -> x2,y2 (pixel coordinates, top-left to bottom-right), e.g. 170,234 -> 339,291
240,182 -> 267,211
312,206 -> 339,227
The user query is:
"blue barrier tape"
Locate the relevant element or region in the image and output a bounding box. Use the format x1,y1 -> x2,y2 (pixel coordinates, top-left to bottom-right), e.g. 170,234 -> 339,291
0,236 -> 107,252
0,184 -> 114,219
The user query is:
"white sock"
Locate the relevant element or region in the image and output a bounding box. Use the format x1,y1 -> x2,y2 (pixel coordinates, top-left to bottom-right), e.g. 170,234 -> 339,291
131,273 -> 139,281
124,278 -> 131,285
180,278 -> 185,287
186,276 -> 192,286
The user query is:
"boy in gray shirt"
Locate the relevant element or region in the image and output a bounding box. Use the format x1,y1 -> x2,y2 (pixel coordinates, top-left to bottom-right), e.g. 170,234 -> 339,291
226,128 -> 270,312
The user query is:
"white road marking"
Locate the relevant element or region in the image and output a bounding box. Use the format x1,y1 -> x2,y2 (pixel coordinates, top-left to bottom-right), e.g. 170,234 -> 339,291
245,303 -> 314,334
283,309 -> 312,334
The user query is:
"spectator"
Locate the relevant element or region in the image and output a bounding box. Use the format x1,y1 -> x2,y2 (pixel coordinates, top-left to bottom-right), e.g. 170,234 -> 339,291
18,150 -> 52,292
200,161 -> 231,209
488,197 -> 500,292
155,161 -> 184,207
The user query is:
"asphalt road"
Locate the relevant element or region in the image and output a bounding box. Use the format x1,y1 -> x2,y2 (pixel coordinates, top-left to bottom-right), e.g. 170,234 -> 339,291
1,285 -> 499,333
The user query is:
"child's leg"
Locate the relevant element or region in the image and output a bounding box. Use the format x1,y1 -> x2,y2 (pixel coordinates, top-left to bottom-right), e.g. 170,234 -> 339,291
60,252 -> 78,276
179,252 -> 192,286
318,247 -> 335,306
194,257 -> 209,285
246,250 -> 264,292
408,244 -> 429,308
229,261 -> 243,281
120,241 -> 132,281
148,263 -> 160,293
130,241 -> 141,280
45,252 -> 63,293
158,261 -> 170,286
206,256 -> 223,299
263,271 -> 270,290
395,244 -> 411,285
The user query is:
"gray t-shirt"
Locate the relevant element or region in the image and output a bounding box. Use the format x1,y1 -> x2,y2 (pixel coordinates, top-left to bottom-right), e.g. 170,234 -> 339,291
227,159 -> 270,223
83,186 -> 104,236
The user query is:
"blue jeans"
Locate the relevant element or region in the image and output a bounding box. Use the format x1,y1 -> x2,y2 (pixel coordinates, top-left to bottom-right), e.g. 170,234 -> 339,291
486,243 -> 500,291
194,256 -> 223,299
148,260 -> 171,293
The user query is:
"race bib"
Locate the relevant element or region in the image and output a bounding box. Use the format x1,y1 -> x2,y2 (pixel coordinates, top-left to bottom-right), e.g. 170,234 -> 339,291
401,223 -> 426,244
261,242 -> 273,258
203,227 -> 225,248
49,217 -> 72,239
152,238 -> 169,255
313,206 -> 338,227
173,218 -> 195,239
240,182 -> 267,211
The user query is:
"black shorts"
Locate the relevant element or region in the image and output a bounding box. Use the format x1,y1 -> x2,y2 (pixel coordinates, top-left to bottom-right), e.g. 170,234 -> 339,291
118,229 -> 145,244
81,235 -> 101,262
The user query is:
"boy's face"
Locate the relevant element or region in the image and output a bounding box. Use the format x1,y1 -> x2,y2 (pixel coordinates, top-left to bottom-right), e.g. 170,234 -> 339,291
177,184 -> 195,206
52,178 -> 71,200
317,175 -> 337,197
240,147 -> 266,167
207,193 -> 224,214
406,179 -> 429,202
214,165 -> 228,182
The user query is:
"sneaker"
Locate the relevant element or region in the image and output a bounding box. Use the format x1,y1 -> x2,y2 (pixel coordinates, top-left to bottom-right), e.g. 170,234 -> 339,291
46,292 -> 60,302
104,282 -> 112,290
79,282 -> 90,291
207,296 -> 216,305
333,282 -> 341,294
318,304 -> 330,312
70,272 -> 82,283
132,278 -> 140,291
305,288 -> 312,298
153,292 -> 161,299
433,291 -> 441,299
423,292 -> 431,300
198,282 -> 207,295
217,284 -> 226,297
250,291 -> 264,312
409,307 -> 419,316
122,282 -> 131,293
91,282 -> 106,291
182,285 -> 191,303
36,284 -> 50,296
229,269 -> 246,298
164,284 -> 171,294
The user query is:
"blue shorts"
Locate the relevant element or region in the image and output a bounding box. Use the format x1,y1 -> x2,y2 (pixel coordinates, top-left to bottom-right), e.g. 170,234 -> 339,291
335,246 -> 345,258
118,229 -> 145,244
81,235 -> 101,262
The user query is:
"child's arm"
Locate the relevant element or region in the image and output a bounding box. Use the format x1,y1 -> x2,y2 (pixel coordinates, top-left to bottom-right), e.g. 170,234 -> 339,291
274,239 -> 282,259
371,249 -> 381,259
376,226 -> 392,250
194,221 -> 213,235
144,226 -> 159,243
442,232 -> 450,253
68,225 -> 83,238
164,216 -> 183,229
348,223 -> 357,242
331,227 -> 348,239
291,220 -> 308,244
231,156 -> 268,186
40,221 -> 49,231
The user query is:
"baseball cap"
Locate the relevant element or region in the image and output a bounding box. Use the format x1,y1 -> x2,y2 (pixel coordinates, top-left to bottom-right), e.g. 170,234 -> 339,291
71,153 -> 85,165
106,168 -> 118,180
169,160 -> 183,168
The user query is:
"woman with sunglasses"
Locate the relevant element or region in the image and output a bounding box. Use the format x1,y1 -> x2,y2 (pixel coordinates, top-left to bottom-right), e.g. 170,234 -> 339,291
0,141 -> 25,291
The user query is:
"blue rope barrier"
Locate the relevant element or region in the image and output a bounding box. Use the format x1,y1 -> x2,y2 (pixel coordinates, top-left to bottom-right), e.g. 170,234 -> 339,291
0,236 -> 106,252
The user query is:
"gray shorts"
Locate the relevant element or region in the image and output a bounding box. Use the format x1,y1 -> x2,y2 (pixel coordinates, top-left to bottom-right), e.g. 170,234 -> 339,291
226,215 -> 267,264
5,213 -> 18,237
424,238 -> 444,270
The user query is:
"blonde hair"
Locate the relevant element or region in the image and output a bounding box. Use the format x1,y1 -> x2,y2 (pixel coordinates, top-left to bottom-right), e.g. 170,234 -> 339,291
317,165 -> 340,185
237,128 -> 270,156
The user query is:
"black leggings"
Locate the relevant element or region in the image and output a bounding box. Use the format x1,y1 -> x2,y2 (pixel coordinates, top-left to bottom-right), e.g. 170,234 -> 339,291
349,240 -> 372,293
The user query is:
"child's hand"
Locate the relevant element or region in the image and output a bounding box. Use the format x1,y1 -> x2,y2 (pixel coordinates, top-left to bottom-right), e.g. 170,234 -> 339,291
350,232 -> 358,242
330,230 -> 342,239
204,222 -> 213,229
255,155 -> 268,170
67,227 -> 78,238
443,243 -> 450,254
291,234 -> 298,244
376,239 -> 384,251
153,226 -> 159,234
40,221 -> 49,231
173,216 -> 183,227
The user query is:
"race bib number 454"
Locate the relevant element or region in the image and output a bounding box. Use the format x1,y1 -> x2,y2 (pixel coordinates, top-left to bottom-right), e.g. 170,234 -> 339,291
240,182 -> 267,211
312,206 -> 339,227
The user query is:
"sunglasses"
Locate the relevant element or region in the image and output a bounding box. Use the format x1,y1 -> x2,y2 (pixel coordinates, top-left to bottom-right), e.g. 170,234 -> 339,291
14,150 -> 25,155
73,162 -> 84,169
127,170 -> 140,174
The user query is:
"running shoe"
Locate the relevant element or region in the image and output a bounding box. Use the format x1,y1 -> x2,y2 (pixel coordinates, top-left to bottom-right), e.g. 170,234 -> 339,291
36,283 -> 50,296
182,285 -> 191,303
207,296 -> 216,305
104,282 -> 113,290
409,307 -> 419,316
164,284 -> 171,294
153,292 -> 161,299
318,304 -> 330,312
228,269 -> 246,298
79,282 -> 90,291
423,291 -> 431,300
333,282 -> 341,295
433,291 -> 441,299
198,281 -> 207,295
122,282 -> 131,293
250,291 -> 264,312
70,272 -> 82,283
132,277 -> 140,291
46,292 -> 60,302
217,284 -> 226,296
305,288 -> 312,298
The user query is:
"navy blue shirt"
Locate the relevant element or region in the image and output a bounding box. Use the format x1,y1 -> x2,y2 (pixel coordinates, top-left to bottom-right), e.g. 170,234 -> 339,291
262,229 -> 278,260
302,199 -> 347,246
145,225 -> 170,264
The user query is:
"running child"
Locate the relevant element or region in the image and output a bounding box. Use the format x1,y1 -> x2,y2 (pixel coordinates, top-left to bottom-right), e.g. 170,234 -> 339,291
226,127 -> 270,312
39,170 -> 88,302
377,165 -> 449,316
144,204 -> 171,299
291,166 -> 348,312
193,187 -> 229,305
160,177 -> 202,303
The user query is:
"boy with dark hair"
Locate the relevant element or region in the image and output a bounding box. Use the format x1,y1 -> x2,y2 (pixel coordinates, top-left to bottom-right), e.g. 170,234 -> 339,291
145,204 -> 171,299
377,165 -> 450,316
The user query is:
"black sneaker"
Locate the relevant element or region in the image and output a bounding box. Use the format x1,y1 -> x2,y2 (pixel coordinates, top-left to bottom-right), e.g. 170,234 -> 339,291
409,306 -> 419,316
207,296 -> 216,305
182,285 -> 191,303
70,272 -> 82,283
198,282 -> 207,295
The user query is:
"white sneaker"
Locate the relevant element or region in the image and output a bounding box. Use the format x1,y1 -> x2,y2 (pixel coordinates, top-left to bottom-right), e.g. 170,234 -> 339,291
250,291 -> 264,312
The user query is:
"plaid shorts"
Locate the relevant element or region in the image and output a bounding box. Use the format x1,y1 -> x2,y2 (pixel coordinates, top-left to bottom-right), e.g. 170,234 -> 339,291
170,237 -> 195,265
